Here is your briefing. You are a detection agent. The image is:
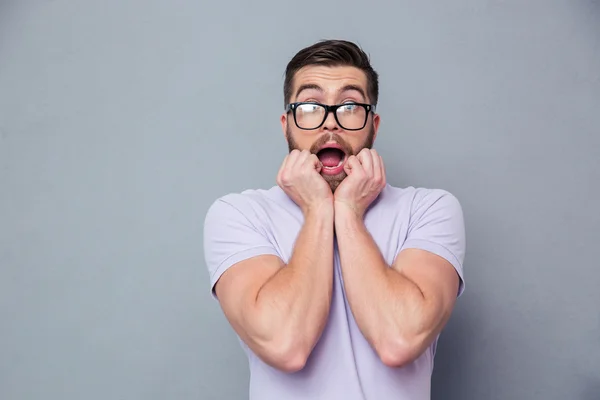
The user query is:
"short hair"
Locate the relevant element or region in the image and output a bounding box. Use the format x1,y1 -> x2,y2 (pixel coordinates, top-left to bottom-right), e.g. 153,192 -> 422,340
283,39 -> 379,108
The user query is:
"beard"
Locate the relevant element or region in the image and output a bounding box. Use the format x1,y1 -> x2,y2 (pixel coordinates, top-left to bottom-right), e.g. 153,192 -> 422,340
285,124 -> 376,192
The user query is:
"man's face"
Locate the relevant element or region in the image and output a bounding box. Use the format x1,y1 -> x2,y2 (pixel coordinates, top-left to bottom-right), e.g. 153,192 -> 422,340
281,65 -> 381,192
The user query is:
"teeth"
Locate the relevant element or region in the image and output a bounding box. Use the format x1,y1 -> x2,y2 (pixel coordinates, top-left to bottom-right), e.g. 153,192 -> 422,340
323,160 -> 344,169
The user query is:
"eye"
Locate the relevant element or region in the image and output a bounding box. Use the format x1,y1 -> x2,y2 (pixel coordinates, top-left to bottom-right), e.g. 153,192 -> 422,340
339,103 -> 358,112
297,103 -> 321,113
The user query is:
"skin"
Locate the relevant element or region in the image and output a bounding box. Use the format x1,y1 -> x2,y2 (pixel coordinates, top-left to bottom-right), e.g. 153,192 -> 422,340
284,65 -> 378,192
333,151 -> 460,367
214,64 -> 460,373
214,150 -> 334,372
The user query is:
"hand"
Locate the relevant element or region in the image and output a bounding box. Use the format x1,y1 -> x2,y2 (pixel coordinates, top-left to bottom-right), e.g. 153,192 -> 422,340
334,148 -> 386,219
277,149 -> 333,215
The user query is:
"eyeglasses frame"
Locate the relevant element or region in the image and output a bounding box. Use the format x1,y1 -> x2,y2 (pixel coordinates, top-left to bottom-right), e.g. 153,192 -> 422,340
285,101 -> 376,131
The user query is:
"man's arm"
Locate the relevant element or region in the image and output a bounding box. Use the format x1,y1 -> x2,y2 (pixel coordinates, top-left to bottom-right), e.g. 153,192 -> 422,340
334,192 -> 464,368
206,200 -> 335,373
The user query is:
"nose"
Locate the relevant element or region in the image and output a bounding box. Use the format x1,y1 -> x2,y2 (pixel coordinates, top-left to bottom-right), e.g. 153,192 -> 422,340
322,109 -> 340,131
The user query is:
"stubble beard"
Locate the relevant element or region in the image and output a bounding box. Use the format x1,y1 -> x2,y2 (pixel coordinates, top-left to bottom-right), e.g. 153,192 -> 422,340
285,124 -> 375,193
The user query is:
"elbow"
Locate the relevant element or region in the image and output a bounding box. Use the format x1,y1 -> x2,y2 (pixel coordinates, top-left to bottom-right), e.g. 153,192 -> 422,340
262,337 -> 311,373
271,347 -> 309,373
375,335 -> 425,368
274,352 -> 309,373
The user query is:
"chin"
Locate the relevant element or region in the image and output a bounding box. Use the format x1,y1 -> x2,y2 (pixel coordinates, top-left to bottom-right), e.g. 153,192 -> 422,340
322,172 -> 346,192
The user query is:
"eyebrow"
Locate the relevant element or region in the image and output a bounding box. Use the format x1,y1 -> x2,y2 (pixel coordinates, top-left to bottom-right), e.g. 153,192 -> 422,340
339,84 -> 367,101
295,84 -> 368,102
295,83 -> 322,99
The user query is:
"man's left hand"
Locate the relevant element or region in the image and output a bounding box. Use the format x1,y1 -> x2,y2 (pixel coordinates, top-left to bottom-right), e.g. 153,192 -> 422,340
334,148 -> 386,219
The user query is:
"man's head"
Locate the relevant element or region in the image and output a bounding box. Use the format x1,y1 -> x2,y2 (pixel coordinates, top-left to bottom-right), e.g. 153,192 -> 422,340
281,39 -> 381,192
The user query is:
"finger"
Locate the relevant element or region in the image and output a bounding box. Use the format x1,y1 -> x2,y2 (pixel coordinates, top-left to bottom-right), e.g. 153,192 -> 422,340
344,155 -> 363,175
371,150 -> 382,183
296,149 -> 312,172
309,153 -> 322,173
277,154 -> 290,183
279,150 -> 300,184
379,155 -> 387,185
286,149 -> 302,172
357,149 -> 374,177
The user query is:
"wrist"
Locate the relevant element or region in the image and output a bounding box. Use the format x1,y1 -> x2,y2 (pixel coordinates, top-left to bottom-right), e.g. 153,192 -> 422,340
334,200 -> 364,222
334,202 -> 365,230
304,200 -> 334,220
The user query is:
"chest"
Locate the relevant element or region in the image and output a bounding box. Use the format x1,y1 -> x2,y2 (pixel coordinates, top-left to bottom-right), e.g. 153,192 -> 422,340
263,205 -> 410,266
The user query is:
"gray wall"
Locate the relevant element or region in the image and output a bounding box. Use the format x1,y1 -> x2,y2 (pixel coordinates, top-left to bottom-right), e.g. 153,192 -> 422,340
1,1 -> 599,399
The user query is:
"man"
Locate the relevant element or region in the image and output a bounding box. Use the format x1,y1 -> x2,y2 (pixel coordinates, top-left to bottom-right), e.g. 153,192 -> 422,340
203,39 -> 466,400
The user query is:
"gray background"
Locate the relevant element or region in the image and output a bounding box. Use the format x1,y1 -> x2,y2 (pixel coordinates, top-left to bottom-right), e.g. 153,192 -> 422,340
1,1 -> 599,399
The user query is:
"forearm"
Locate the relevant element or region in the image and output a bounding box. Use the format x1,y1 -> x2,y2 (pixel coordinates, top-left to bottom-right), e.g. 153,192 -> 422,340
250,205 -> 334,362
334,207 -> 433,365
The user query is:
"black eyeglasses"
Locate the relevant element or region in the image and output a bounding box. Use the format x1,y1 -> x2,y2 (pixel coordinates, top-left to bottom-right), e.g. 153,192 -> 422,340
285,102 -> 376,131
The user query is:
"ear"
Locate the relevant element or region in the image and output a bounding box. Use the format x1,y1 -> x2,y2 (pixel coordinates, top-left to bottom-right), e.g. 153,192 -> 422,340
280,113 -> 288,138
372,112 -> 381,141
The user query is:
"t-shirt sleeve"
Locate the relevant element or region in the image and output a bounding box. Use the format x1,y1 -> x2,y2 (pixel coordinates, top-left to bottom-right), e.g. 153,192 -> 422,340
203,195 -> 281,299
399,189 -> 467,296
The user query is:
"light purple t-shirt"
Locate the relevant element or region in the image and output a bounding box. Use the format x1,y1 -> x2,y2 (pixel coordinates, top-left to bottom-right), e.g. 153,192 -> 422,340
203,184 -> 466,400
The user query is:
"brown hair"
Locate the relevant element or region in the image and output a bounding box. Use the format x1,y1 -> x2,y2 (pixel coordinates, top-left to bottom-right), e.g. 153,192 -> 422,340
283,39 -> 379,108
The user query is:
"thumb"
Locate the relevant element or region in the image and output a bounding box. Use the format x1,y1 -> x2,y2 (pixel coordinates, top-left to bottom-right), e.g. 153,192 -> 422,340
310,154 -> 322,173
344,155 -> 359,174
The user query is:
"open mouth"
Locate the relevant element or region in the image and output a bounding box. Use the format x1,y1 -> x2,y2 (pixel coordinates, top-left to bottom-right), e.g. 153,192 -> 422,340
316,146 -> 346,173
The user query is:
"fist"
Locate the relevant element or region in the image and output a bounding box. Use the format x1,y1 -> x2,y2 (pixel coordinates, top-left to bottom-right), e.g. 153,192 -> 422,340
334,148 -> 386,219
277,149 -> 333,215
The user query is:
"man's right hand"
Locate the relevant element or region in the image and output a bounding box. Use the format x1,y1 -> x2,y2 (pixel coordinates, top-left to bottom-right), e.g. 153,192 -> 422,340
277,149 -> 333,215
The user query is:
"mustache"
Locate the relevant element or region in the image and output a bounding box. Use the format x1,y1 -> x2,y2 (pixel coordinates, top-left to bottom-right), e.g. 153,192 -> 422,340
309,133 -> 354,156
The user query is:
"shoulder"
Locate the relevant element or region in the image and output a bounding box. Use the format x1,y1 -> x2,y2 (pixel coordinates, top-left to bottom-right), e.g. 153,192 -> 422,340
204,185 -> 290,225
388,185 -> 467,294
379,184 -> 465,252
203,186 -> 288,298
378,184 -> 462,216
